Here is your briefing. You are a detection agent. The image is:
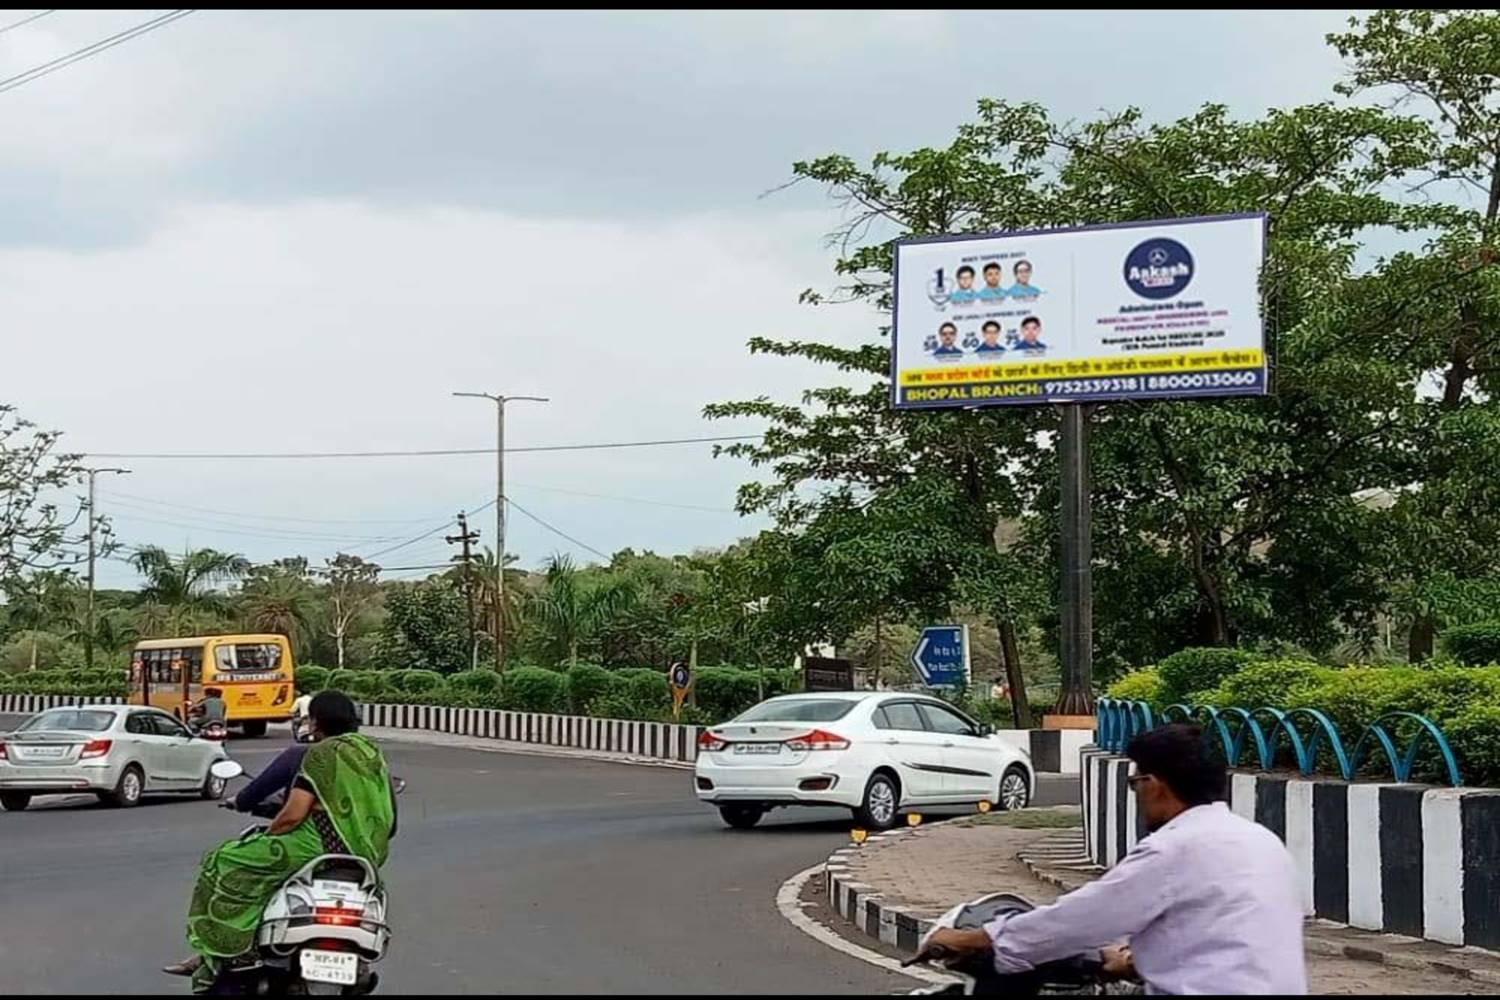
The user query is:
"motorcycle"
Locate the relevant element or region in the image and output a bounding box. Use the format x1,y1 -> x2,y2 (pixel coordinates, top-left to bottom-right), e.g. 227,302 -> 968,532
188,719 -> 228,743
903,893 -> 1142,996
292,715 -> 316,744
200,759 -> 404,996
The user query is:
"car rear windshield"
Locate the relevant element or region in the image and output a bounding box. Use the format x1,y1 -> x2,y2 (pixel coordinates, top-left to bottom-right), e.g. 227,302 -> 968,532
734,699 -> 857,723
17,710 -> 116,733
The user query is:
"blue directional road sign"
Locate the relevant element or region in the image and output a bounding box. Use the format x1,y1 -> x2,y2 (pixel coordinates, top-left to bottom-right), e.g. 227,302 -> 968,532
911,625 -> 970,689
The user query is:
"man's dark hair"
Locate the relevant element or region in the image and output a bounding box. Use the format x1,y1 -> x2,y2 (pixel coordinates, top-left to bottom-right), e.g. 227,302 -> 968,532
956,265 -> 975,278
204,687 -> 223,698
939,322 -> 958,334
1127,723 -> 1225,806
1021,316 -> 1041,329
983,262 -> 1001,272
982,320 -> 1001,332
1014,259 -> 1032,274
310,690 -> 361,737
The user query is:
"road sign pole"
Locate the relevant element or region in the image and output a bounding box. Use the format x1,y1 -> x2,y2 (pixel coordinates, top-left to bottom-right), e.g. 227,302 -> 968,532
1054,403 -> 1095,717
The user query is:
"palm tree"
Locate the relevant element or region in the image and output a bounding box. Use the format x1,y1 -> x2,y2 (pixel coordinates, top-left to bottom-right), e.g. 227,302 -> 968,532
528,554 -> 634,668
130,546 -> 249,634
467,548 -> 526,666
240,570 -> 318,653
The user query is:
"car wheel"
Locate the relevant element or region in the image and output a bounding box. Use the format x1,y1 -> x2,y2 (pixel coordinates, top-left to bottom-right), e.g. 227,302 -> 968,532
855,772 -> 900,830
202,768 -> 228,800
999,765 -> 1031,811
106,764 -> 145,808
718,804 -> 765,830
241,721 -> 268,738
0,792 -> 32,812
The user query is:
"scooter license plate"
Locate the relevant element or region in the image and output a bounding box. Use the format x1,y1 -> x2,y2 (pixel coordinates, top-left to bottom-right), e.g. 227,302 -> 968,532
300,949 -> 358,985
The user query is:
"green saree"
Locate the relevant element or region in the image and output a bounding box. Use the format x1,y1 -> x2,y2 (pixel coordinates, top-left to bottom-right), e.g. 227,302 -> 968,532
185,733 -> 393,988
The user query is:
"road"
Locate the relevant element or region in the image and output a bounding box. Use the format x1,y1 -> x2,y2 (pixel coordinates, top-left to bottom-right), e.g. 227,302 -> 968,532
0,715 -> 1072,995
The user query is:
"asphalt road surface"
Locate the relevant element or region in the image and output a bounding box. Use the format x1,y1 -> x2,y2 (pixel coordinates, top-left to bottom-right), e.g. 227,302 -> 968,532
0,715 -> 1072,995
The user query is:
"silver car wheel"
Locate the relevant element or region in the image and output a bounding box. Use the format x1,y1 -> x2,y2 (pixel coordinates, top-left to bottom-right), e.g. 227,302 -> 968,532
121,769 -> 142,803
868,779 -> 896,825
1000,771 -> 1029,811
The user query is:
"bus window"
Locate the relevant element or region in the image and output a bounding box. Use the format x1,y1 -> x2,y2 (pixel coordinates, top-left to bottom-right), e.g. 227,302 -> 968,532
214,643 -> 284,676
187,647 -> 203,683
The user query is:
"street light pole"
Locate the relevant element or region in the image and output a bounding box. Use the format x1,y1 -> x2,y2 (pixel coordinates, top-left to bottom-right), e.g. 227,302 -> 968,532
453,392 -> 548,672
83,466 -> 131,670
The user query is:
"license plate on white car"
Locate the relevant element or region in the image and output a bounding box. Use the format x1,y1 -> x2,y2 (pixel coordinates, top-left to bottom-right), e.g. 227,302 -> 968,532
300,949 -> 358,985
22,746 -> 68,759
732,743 -> 782,756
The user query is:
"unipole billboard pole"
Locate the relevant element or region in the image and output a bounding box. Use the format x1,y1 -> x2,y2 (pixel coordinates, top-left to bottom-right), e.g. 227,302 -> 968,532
1054,403 -> 1095,717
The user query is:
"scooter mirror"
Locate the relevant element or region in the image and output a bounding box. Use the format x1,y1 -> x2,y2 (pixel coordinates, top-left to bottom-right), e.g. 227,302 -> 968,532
210,759 -> 245,780
391,777 -> 407,795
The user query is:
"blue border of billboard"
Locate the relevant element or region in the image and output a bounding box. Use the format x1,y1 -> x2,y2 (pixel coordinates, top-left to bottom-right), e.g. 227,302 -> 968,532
889,212 -> 1270,411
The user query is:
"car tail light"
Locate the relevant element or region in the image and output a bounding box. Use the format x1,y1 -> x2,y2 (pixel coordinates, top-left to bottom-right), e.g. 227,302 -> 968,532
80,739 -> 112,759
0,742 -> 7,760
785,729 -> 850,752
697,731 -> 728,753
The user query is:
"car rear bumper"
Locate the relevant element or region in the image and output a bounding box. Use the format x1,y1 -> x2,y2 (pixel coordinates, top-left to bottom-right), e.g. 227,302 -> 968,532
693,761 -> 865,809
0,759 -> 123,793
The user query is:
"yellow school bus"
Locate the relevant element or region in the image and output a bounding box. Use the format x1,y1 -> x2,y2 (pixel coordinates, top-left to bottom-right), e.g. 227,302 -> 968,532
127,634 -> 294,737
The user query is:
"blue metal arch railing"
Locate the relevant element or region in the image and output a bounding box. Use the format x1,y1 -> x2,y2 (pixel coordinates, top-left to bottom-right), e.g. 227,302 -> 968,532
1094,698 -> 1462,786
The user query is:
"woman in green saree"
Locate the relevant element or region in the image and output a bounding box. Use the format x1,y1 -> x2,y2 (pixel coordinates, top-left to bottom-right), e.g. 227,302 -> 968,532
167,691 -> 395,992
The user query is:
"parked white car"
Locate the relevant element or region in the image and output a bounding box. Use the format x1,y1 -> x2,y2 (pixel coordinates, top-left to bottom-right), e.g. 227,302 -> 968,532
0,704 -> 230,811
693,692 -> 1034,830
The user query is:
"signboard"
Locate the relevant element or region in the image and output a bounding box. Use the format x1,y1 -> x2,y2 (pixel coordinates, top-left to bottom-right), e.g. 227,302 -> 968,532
891,213 -> 1266,409
911,625 -> 970,689
668,661 -> 693,719
802,656 -> 855,692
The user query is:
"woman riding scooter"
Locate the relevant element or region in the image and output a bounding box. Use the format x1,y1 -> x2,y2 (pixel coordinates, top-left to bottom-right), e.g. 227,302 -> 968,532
164,691 -> 396,992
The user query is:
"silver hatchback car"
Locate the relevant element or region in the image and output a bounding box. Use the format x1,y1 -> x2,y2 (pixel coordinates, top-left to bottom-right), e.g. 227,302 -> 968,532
0,704 -> 230,811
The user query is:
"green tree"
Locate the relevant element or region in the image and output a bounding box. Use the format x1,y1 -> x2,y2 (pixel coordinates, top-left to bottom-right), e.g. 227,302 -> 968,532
1329,9 -> 1500,657
130,546 -> 248,634
318,553 -> 382,669
0,406 -> 90,587
528,554 -> 635,668
239,558 -> 319,656
2,571 -> 79,670
370,579 -> 477,673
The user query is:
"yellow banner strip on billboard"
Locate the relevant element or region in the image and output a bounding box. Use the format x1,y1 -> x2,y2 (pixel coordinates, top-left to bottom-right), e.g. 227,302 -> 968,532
898,348 -> 1264,387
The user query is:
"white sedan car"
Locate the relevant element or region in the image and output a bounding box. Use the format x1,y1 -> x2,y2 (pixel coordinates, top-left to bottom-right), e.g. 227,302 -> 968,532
694,692 -> 1034,830
0,704 -> 230,811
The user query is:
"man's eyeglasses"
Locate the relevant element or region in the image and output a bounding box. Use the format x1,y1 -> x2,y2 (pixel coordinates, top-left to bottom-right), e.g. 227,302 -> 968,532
1127,773 -> 1153,788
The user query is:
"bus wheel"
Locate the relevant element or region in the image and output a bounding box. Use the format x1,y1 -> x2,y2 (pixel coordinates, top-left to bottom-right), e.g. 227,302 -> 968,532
241,721 -> 268,738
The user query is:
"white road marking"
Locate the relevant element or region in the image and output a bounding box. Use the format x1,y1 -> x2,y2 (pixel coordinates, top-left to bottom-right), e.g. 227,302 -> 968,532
774,863 -> 958,987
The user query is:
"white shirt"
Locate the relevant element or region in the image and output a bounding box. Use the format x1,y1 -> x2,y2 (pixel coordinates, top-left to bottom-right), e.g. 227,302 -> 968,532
985,802 -> 1306,995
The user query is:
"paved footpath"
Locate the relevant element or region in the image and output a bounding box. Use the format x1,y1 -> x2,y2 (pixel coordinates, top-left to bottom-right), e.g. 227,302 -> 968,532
825,811 -> 1500,995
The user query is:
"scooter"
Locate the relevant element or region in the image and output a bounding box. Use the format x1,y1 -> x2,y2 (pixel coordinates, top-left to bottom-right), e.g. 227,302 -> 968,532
903,893 -> 1141,996
199,759 -> 404,996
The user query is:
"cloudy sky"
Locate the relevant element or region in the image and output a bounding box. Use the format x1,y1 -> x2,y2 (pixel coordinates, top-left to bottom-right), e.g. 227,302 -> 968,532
1,9 -> 1360,586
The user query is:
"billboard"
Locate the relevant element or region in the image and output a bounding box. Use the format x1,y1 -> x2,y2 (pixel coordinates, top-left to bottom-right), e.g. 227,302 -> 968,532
891,213 -> 1266,409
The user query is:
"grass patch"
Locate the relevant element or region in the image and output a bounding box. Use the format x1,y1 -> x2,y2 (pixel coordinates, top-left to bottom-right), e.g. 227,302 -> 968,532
972,806 -> 1082,829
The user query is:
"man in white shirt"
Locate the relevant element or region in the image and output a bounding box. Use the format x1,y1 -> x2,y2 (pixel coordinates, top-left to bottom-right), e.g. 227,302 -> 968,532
925,723 -> 1306,995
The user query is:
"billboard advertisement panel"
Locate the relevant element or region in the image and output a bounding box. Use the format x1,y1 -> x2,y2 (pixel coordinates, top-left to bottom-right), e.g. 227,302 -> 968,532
891,213 -> 1266,409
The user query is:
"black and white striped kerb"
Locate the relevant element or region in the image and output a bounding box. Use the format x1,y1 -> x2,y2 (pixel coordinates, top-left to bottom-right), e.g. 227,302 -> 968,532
1080,748 -> 1500,949
824,832 -> 935,952
0,694 -> 125,714
358,702 -> 701,765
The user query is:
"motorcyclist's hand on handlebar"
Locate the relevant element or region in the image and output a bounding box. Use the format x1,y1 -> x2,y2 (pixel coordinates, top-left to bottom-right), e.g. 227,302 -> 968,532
1101,945 -> 1135,979
920,927 -> 991,961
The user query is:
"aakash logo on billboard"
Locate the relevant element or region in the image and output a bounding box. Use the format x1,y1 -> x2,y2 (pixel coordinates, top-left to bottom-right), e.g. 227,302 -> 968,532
1124,237 -> 1194,299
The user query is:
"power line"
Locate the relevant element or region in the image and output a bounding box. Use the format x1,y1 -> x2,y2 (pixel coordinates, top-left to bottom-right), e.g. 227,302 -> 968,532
506,497 -> 609,561
0,10 -> 56,35
510,481 -> 734,514
82,434 -> 762,461
0,9 -> 195,97
103,505 -> 408,544
358,499 -> 495,560
96,487 -> 446,526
